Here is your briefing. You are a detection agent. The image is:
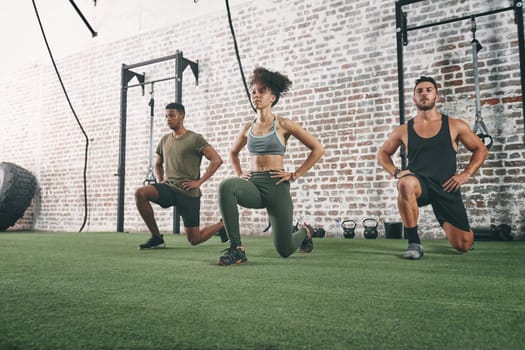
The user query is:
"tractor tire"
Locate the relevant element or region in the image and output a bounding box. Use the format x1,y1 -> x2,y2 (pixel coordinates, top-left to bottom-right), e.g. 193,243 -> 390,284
0,162 -> 38,231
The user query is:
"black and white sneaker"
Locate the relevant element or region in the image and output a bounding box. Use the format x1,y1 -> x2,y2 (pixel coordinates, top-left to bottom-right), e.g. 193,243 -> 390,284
299,224 -> 314,253
139,235 -> 165,250
217,246 -> 247,266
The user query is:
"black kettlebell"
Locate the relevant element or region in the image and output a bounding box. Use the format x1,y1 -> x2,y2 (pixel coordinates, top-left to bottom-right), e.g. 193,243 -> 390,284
341,219 -> 356,239
494,224 -> 512,241
363,218 -> 379,239
313,227 -> 326,238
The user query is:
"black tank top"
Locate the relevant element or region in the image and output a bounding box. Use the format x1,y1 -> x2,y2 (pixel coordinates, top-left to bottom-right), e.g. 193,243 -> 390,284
407,114 -> 457,184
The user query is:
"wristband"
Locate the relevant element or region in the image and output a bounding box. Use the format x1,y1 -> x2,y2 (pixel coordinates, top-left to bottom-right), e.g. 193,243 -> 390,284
393,168 -> 401,179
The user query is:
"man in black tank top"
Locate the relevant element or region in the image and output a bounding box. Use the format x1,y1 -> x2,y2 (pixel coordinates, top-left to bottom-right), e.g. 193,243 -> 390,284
377,76 -> 488,259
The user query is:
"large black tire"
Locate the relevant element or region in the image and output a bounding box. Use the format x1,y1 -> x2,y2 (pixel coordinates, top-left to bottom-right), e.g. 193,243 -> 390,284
0,162 -> 38,231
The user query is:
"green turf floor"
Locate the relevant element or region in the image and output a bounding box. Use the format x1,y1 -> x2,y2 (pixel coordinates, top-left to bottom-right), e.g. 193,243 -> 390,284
0,232 -> 524,350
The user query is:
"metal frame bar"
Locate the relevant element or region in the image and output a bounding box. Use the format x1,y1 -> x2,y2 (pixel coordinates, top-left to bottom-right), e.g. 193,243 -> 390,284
117,51 -> 199,233
513,0 -> 525,140
396,0 -> 525,164
407,7 -> 513,32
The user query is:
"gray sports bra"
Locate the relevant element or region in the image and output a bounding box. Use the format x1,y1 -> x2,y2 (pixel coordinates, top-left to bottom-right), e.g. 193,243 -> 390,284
247,118 -> 286,156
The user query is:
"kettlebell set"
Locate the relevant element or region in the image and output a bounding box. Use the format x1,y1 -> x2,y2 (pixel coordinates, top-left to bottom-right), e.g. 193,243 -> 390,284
292,219 -> 514,241
341,218 -> 379,239
277,219 -> 513,241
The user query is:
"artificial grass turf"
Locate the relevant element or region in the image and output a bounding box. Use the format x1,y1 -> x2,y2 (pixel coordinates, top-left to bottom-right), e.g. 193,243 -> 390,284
0,232 -> 524,350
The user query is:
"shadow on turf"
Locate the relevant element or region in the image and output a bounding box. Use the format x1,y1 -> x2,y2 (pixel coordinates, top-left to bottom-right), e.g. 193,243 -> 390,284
337,245 -> 465,259
138,247 -> 178,251
424,246 -> 468,255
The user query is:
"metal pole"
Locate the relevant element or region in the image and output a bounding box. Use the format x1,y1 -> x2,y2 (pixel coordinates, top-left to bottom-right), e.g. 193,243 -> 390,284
124,53 -> 181,70
172,51 -> 183,234
397,0 -> 424,5
395,0 -> 407,169
471,17 -> 482,122
175,51 -> 183,103
117,68 -> 145,232
127,75 -> 178,89
117,65 -> 128,232
514,0 -> 525,140
407,7 -> 513,33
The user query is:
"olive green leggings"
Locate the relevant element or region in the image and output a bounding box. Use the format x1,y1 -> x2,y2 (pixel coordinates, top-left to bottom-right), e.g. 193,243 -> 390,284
218,171 -> 307,257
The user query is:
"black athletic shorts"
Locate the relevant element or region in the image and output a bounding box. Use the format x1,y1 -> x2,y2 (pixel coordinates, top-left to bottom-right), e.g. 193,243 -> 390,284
151,183 -> 200,227
411,174 -> 471,232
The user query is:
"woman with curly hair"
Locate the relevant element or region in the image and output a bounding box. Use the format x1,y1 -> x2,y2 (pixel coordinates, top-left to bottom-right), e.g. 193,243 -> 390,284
217,67 -> 324,266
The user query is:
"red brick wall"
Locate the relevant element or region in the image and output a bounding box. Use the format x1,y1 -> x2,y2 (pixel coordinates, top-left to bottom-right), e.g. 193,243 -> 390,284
2,0 -> 523,239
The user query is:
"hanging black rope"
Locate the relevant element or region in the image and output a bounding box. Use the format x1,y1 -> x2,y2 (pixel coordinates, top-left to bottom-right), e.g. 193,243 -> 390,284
225,0 -> 256,113
32,0 -> 91,232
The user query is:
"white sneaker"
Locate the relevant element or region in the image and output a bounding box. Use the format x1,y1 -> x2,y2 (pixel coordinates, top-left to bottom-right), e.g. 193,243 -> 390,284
402,243 -> 423,259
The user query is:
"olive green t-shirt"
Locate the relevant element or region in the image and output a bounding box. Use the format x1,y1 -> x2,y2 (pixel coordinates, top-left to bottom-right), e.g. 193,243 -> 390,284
156,130 -> 209,198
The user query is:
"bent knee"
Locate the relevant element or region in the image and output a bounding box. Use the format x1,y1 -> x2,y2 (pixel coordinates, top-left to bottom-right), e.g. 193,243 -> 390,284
444,223 -> 473,250
187,238 -> 200,246
397,177 -> 419,196
276,248 -> 293,258
452,243 -> 470,253
452,238 -> 473,252
135,187 -> 147,200
185,231 -> 201,246
450,233 -> 473,252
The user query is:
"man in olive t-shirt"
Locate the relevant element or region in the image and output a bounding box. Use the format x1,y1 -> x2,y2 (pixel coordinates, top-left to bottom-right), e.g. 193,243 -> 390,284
134,102 -> 227,249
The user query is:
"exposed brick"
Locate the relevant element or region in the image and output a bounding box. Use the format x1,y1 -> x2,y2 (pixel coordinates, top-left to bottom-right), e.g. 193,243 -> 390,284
1,0 -> 523,238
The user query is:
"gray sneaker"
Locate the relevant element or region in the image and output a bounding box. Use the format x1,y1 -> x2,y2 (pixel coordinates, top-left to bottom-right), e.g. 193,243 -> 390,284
402,243 -> 423,259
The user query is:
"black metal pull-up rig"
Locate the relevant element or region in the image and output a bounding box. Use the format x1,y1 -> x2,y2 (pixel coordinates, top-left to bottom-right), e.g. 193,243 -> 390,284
395,0 -> 525,167
116,51 -> 199,233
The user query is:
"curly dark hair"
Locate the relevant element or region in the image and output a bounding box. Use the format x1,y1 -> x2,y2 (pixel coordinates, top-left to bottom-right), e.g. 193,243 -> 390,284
249,67 -> 292,106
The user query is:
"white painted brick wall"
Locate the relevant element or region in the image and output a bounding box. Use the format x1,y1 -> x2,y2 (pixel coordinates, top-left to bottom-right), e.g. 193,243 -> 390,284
1,0 -> 523,239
